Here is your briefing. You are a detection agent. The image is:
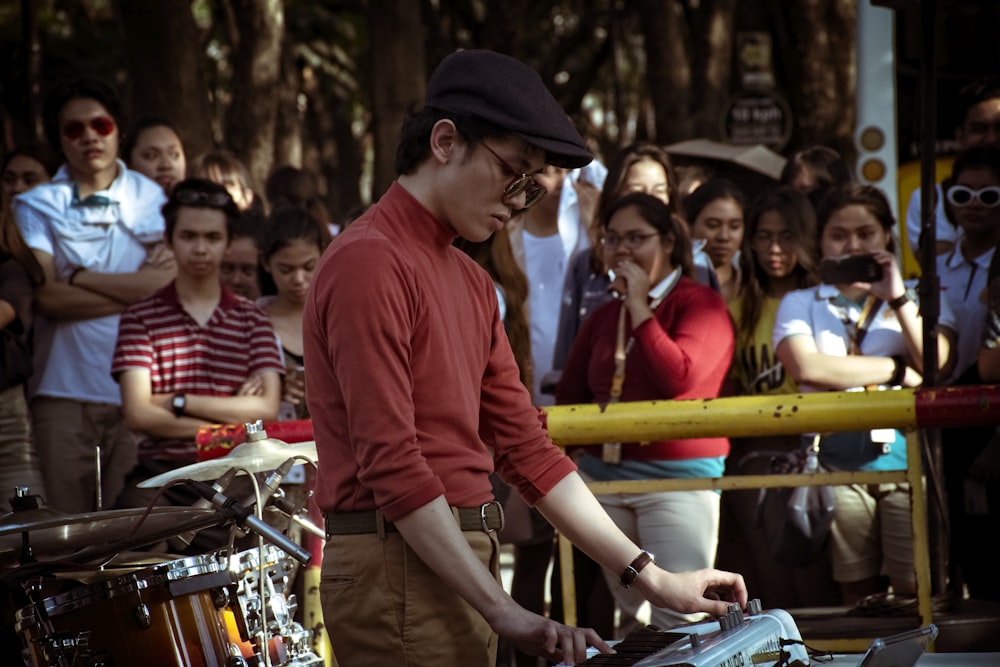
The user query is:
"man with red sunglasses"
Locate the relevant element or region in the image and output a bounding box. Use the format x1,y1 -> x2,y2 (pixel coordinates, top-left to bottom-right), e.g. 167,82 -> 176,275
12,76 -> 174,515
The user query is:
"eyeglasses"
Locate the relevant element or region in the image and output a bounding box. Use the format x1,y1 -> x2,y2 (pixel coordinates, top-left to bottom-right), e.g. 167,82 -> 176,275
947,185 -> 1000,208
479,141 -> 547,209
62,116 -> 116,141
600,232 -> 660,249
751,231 -> 794,248
173,189 -> 234,208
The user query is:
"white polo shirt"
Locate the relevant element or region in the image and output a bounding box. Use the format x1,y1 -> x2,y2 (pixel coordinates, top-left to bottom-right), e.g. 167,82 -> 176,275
906,185 -> 961,257
13,161 -> 166,404
773,282 -> 957,393
936,243 -> 995,384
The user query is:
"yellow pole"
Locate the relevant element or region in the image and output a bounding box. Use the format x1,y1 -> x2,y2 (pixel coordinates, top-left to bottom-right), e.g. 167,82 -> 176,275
543,390 -> 919,445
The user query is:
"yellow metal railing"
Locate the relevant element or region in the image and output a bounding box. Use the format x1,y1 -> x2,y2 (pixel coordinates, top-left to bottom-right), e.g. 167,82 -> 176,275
540,386 -> 1000,652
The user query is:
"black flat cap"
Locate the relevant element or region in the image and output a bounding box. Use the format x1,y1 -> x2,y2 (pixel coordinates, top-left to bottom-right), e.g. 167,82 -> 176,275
425,50 -> 593,170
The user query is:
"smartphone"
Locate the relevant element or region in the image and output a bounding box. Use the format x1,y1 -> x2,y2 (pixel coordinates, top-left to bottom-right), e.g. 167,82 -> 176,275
856,624 -> 938,667
820,253 -> 884,284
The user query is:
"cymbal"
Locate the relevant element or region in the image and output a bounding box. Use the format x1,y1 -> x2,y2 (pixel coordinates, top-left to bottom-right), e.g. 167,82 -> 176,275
0,506 -> 221,565
137,439 -> 318,488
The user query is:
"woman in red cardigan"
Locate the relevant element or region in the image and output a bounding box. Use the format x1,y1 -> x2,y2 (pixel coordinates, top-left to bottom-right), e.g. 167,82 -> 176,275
556,192 -> 734,636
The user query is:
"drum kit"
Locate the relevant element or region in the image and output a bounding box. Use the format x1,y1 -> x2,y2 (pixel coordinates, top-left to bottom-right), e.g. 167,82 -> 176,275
1,422 -> 328,667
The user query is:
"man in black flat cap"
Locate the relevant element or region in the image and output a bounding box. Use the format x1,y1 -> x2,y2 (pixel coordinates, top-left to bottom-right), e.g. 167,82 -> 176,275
304,49 -> 747,667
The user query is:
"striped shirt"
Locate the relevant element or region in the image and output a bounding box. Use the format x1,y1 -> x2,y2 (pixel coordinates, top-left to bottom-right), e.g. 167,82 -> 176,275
112,282 -> 283,461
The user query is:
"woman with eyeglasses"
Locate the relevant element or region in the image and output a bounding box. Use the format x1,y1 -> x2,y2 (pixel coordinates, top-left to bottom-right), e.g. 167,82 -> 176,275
715,186 -> 841,609
556,192 -> 734,636
773,183 -> 956,606
11,76 -> 174,514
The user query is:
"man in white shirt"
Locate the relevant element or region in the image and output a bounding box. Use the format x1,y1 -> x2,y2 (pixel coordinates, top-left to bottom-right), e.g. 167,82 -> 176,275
13,77 -> 173,513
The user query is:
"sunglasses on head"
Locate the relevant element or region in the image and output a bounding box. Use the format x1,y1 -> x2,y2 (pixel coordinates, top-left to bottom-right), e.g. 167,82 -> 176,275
62,116 -> 116,141
947,185 -> 1000,208
174,189 -> 234,208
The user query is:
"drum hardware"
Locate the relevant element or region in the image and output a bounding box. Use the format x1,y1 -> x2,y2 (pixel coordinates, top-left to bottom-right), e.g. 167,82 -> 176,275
269,490 -> 326,540
188,478 -> 312,565
33,630 -> 90,667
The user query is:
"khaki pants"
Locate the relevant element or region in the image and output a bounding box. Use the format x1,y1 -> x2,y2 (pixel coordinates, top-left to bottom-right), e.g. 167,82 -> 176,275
320,522 -> 501,667
0,385 -> 46,511
31,396 -> 137,514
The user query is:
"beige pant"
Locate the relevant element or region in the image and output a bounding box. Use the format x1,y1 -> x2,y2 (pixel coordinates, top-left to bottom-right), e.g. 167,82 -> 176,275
320,524 -> 501,667
0,385 -> 46,511
31,396 -> 137,514
830,482 -> 914,585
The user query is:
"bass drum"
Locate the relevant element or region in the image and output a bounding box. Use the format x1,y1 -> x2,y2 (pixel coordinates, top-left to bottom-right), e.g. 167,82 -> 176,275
17,552 -> 240,667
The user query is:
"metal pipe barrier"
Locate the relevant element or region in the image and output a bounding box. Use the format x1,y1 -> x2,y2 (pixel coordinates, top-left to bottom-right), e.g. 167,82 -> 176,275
203,385 -> 1000,654
541,385 -> 1000,652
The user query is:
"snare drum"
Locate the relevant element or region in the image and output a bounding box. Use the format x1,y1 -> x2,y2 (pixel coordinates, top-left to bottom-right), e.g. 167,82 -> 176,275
17,552 -> 238,667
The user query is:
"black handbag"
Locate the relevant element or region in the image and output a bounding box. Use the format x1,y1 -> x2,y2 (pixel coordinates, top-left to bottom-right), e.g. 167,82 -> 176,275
750,436 -> 836,568
0,328 -> 33,392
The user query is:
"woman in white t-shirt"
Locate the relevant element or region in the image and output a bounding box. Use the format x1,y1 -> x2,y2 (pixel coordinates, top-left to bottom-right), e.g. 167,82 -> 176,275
773,183 -> 955,606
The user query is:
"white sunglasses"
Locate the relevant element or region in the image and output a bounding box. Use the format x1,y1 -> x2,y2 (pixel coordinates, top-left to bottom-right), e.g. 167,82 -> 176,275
946,185 -> 1000,208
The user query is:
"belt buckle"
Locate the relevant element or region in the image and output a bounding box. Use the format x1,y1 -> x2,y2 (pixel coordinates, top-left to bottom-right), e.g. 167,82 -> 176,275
480,500 -> 504,533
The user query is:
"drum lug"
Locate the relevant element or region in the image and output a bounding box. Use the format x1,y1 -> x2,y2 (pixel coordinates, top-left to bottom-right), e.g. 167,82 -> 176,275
226,655 -> 249,667
133,601 -> 152,630
35,630 -> 90,666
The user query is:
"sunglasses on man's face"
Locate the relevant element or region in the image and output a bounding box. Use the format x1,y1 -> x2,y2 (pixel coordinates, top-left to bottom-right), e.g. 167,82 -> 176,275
947,185 -> 1000,208
62,116 -> 117,141
174,189 -> 234,208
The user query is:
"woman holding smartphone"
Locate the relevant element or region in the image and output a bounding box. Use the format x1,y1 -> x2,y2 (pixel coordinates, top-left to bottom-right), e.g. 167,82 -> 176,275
773,183 -> 955,605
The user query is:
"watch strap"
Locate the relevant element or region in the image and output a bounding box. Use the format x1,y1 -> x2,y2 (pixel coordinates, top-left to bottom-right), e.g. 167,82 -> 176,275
619,550 -> 654,589
888,293 -> 910,310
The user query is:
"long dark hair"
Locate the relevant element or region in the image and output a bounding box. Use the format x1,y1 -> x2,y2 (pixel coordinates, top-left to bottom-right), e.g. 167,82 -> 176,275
736,187 -> 819,348
1,146 -> 57,286
454,232 -> 533,391
587,142 -> 678,271
682,177 -> 746,227
815,183 -> 897,254
261,204 -> 333,261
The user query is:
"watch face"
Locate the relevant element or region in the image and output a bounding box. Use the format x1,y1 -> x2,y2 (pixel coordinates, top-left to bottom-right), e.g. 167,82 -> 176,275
172,395 -> 185,413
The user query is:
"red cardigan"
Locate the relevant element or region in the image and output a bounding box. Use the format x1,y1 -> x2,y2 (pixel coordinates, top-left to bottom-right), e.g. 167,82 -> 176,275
556,276 -> 734,461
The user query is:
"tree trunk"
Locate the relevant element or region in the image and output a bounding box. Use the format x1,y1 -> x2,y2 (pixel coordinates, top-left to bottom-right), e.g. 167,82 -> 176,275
636,0 -> 694,144
116,0 -> 214,161
778,0 -> 856,156
694,0 -> 737,139
224,0 -> 285,194
273,35 -> 304,169
367,0 -> 426,199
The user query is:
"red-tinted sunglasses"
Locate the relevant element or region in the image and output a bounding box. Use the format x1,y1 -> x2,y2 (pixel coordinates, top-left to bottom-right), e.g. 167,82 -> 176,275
62,116 -> 116,141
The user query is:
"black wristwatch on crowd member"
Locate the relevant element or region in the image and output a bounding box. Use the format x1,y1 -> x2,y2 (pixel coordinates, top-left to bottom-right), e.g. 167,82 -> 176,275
171,393 -> 187,417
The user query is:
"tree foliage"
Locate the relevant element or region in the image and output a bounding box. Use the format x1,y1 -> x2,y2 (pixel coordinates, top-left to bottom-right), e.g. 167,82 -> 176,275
1,0 -> 869,221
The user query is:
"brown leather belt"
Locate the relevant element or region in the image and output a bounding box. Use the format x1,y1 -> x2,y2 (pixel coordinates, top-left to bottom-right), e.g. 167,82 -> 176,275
325,501 -> 505,537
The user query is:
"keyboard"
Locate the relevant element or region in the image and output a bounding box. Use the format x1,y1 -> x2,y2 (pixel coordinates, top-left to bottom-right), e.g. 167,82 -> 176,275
563,600 -> 811,666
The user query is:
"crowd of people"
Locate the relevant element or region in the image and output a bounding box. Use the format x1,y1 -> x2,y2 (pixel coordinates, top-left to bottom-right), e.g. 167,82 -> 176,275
1,53 -> 998,667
